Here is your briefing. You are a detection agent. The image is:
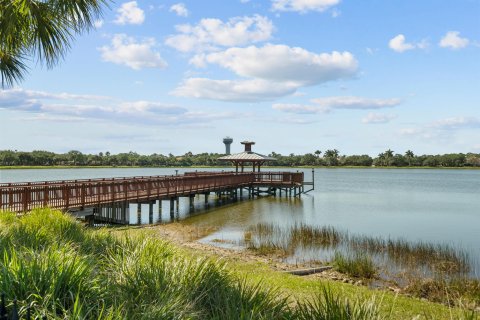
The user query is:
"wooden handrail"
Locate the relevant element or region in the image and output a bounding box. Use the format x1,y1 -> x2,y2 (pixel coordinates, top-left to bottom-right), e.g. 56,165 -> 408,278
0,171 -> 303,213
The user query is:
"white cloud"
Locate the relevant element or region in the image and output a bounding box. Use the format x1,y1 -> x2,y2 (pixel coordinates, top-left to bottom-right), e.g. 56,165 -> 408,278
312,96 -> 401,110
331,8 -> 341,18
0,88 -> 245,126
430,116 -> 480,129
388,34 -> 429,53
114,1 -> 145,25
273,97 -> 401,114
439,31 -> 469,50
362,113 -> 397,124
176,45 -> 358,102
192,44 -> 358,86
94,20 -> 104,28
169,3 -> 189,17
173,78 -> 298,102
399,116 -> 480,141
388,34 -> 415,52
165,15 -> 274,52
178,45 -> 357,102
271,0 -> 340,13
99,34 -> 167,70
273,103 -> 328,114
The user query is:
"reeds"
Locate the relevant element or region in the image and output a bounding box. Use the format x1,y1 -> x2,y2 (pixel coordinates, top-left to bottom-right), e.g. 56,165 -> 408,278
333,252 -> 377,279
244,222 -> 472,276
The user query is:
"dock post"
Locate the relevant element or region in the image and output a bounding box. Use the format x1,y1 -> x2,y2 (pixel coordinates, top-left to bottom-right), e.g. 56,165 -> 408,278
189,195 -> 195,212
170,198 -> 175,221
204,193 -> 209,208
111,202 -> 116,222
137,203 -> 141,225
149,201 -> 154,224
158,200 -> 162,223
122,201 -> 128,224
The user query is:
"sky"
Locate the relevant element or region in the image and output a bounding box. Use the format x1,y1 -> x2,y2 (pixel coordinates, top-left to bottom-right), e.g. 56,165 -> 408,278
0,0 -> 479,156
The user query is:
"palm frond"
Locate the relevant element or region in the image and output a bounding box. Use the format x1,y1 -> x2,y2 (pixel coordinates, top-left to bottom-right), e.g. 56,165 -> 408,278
0,48 -> 28,87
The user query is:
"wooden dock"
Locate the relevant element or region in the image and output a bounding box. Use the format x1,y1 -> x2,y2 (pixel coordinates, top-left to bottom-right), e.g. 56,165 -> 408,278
0,171 -> 306,225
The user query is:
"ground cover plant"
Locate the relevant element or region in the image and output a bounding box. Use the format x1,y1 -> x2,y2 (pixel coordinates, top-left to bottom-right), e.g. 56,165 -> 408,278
0,209 -> 477,319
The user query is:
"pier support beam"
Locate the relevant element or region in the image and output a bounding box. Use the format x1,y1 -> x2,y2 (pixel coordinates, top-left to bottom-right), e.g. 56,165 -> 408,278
170,198 -> 175,221
137,203 -> 141,225
149,201 -> 154,224
158,200 -> 162,223
189,195 -> 195,212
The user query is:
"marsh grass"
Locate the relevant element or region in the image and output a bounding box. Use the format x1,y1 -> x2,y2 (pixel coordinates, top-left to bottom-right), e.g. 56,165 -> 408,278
244,222 -> 471,276
349,236 -> 470,274
404,276 -> 480,307
244,222 -> 480,309
333,252 -> 377,279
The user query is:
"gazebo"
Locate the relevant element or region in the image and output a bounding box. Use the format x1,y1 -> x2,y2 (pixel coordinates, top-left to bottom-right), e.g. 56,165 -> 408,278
218,141 -> 276,173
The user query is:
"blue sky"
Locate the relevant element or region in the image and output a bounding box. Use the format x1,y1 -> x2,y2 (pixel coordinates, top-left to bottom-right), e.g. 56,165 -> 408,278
0,0 -> 479,156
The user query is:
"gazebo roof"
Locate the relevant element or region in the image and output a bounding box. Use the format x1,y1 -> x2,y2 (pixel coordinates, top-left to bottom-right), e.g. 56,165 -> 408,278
218,151 -> 276,162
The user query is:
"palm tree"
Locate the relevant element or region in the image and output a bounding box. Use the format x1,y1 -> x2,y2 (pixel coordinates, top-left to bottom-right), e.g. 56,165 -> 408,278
384,149 -> 394,166
0,0 -> 109,87
405,150 -> 415,166
324,149 -> 339,166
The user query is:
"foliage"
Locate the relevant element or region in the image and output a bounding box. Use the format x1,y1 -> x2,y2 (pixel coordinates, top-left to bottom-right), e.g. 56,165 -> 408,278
0,0 -> 109,87
1,149 -> 480,168
1,209 -> 478,319
0,209 -> 291,319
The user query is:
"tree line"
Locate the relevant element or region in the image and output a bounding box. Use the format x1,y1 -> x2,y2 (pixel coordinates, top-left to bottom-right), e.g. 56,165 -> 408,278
1,149 -> 479,168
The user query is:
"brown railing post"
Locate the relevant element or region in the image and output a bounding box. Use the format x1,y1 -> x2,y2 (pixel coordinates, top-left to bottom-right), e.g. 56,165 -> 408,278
22,186 -> 28,212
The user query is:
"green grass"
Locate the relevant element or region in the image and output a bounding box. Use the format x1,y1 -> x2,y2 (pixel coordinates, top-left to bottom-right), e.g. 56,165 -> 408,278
1,209 -> 478,319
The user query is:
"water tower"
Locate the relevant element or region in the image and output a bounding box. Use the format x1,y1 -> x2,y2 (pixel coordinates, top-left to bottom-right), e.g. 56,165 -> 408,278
223,137 -> 233,155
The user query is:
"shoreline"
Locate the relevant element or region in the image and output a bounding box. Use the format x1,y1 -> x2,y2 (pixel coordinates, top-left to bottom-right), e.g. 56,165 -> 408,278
1,165 -> 479,170
118,222 -> 479,315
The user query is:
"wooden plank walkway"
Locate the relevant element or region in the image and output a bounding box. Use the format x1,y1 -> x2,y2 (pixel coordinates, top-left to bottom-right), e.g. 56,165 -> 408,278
0,171 -> 304,213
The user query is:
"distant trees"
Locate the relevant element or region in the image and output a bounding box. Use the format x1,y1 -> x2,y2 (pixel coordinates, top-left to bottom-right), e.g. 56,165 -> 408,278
0,149 -> 479,168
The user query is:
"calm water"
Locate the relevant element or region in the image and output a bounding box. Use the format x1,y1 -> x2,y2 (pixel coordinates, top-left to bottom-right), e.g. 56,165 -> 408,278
1,167 -> 479,273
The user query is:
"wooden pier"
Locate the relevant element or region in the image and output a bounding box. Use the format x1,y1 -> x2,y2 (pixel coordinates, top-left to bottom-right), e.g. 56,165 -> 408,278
0,171 -> 306,225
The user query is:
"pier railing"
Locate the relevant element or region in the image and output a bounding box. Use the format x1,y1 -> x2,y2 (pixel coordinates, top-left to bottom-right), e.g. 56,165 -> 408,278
0,171 -> 303,213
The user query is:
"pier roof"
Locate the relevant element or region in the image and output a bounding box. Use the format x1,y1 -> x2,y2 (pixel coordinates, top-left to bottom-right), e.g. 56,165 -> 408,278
218,152 -> 276,162
218,141 -> 276,172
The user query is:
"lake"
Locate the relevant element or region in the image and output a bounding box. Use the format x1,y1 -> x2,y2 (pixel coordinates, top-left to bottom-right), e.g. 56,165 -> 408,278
1,167 -> 479,275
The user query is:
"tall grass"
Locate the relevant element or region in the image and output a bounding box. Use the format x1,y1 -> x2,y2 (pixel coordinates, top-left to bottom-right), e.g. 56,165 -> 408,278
244,222 -> 471,275
1,209 -> 476,318
2,208 -> 374,319
333,252 -> 377,279
295,287 -> 387,320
